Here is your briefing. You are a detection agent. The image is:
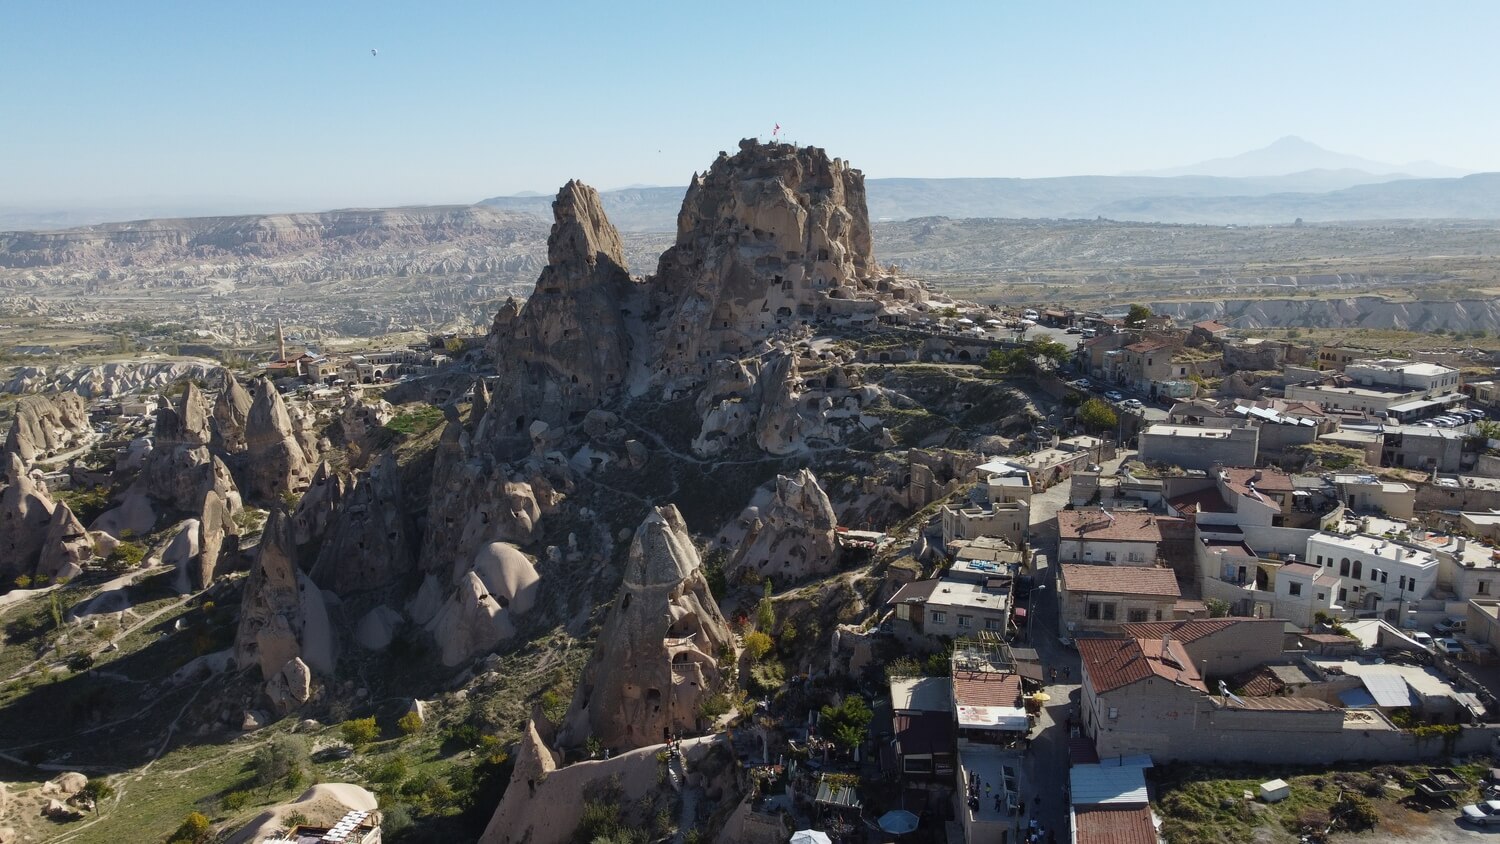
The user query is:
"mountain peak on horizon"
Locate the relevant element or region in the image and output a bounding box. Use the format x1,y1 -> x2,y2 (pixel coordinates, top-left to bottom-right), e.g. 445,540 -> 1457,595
1129,136 -> 1467,180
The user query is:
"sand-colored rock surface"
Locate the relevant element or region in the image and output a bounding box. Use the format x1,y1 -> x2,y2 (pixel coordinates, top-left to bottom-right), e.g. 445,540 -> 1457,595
225,783 -> 377,844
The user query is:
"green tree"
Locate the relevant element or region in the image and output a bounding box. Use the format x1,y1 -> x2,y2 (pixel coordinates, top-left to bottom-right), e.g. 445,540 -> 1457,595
169,811 -> 212,844
742,631 -> 773,661
1125,304 -> 1153,328
1027,338 -> 1071,368
397,710 -> 424,736
1206,598 -> 1231,618
104,541 -> 146,573
820,695 -> 873,751
1476,420 -> 1500,441
81,778 -> 115,811
252,734 -> 310,790
341,716 -> 380,748
1077,398 -> 1118,432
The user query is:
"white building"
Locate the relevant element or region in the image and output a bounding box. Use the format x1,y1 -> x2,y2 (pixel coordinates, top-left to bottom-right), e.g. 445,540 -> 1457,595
1306,532 -> 1440,618
1345,359 -> 1460,394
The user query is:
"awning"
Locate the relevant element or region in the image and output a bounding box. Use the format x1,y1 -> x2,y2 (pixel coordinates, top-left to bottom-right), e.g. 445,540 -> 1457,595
955,704 -> 1028,731
1013,607 -> 1027,618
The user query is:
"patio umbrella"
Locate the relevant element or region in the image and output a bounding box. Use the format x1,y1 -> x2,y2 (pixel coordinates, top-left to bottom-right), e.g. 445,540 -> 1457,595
877,809 -> 920,835
790,831 -> 832,844
1031,691 -> 1051,702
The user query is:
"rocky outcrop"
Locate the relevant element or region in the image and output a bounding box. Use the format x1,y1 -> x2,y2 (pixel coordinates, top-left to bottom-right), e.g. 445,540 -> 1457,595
646,140 -> 924,397
727,469 -> 839,582
309,455 -> 413,593
692,348 -> 876,457
2,391 -> 91,467
426,542 -> 541,666
0,359 -> 221,399
36,502 -> 91,582
235,508 -> 335,706
212,371 -> 254,454
0,454 -> 95,584
291,461 -> 348,548
560,505 -> 734,751
1148,295 -> 1500,333
484,181 -> 640,434
244,378 -> 312,501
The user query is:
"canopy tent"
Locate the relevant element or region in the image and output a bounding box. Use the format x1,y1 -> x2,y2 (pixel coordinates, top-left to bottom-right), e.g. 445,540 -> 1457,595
877,809 -> 920,835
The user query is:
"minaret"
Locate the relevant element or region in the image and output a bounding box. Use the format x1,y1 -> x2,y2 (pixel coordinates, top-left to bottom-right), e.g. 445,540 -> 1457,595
275,318 -> 287,361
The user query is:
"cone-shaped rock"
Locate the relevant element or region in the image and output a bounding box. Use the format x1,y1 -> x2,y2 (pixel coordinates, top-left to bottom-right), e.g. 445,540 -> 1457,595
560,504 -> 734,751
244,378 -> 311,501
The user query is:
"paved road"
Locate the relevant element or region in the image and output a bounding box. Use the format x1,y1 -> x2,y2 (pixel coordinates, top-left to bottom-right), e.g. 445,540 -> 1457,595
1020,449 -> 1134,837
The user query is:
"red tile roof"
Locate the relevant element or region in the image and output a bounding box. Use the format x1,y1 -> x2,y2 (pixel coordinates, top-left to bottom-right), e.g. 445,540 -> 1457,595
1078,636 -> 1205,695
1229,665 -> 1286,697
1194,320 -> 1231,333
1074,805 -> 1159,844
1220,467 -> 1295,497
1060,564 -> 1181,598
1125,340 -> 1170,354
1118,618 -> 1261,644
952,671 -> 1023,708
1167,488 -> 1232,516
1058,510 -> 1168,543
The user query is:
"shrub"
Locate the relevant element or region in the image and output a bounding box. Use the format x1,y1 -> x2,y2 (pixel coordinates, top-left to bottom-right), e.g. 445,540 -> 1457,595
747,660 -> 786,696
1332,792 -> 1378,832
283,810 -> 310,831
340,716 -> 379,748
540,689 -> 568,725
742,631 -> 773,661
221,789 -> 252,811
820,695 -> 873,750
698,693 -> 733,721
396,711 -> 423,736
252,734 -> 310,789
105,540 -> 147,572
168,811 -> 212,844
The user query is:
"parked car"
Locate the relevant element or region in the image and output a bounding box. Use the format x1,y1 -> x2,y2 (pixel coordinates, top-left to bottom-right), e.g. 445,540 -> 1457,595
1435,617 -> 1466,635
1461,800 -> 1500,825
1065,326 -> 1082,334
1105,390 -> 1125,402
1080,329 -> 1097,338
1411,631 -> 1436,649
1436,637 -> 1464,656
1071,378 -> 1092,389
1121,399 -> 1144,409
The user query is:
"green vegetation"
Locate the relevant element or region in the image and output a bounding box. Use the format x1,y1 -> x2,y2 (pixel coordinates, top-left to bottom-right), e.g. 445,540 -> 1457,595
397,710 -> 424,735
251,734 -> 310,792
104,540 -> 146,572
384,405 -> 445,436
167,811 -> 211,844
741,631 -> 773,661
819,695 -> 873,751
341,716 -> 380,748
1125,303 -> 1153,327
1205,598 -> 1230,618
1077,397 -> 1117,432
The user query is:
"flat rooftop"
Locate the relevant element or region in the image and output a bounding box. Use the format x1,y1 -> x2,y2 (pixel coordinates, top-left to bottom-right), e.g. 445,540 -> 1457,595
958,747 -> 1024,827
925,578 -> 1012,612
1308,532 -> 1439,569
1144,424 -> 1233,439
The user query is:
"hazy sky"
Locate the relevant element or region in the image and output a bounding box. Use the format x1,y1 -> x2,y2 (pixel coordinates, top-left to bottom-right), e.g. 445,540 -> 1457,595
3,1 -> 1497,211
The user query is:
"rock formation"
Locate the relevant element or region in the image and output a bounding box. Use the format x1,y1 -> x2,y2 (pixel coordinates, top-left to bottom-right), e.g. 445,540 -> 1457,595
425,542 -> 541,666
211,371 -> 254,454
291,461 -> 348,548
235,508 -> 334,707
646,140 -> 924,397
309,454 -> 413,593
560,505 -> 734,751
484,181 -> 640,434
244,378 -> 313,501
726,469 -> 840,582
0,454 -> 95,584
2,391 -> 91,467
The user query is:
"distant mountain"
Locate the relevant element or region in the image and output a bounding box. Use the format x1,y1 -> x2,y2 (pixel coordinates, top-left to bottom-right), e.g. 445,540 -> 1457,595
480,169 -> 1500,231
1130,135 -> 1468,179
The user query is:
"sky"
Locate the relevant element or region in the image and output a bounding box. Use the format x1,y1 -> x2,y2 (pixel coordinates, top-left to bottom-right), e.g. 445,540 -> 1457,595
3,1 -> 1498,212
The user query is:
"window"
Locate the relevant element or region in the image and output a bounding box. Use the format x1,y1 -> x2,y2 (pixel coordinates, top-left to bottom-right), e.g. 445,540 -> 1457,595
1340,558 -> 1351,576
1351,561 -> 1362,580
1289,582 -> 1303,597
1316,555 -> 1324,566
1155,610 -> 1164,621
1127,552 -> 1144,563
957,615 -> 972,629
1317,593 -> 1326,600
1128,609 -> 1149,623
1087,603 -> 1101,620
904,757 -> 933,774
1481,581 -> 1492,596
1102,603 -> 1117,621
1108,707 -> 1119,720
985,617 -> 1002,631
1105,552 -> 1117,562
1381,571 -> 1388,584
1338,588 -> 1347,602
1398,576 -> 1407,591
